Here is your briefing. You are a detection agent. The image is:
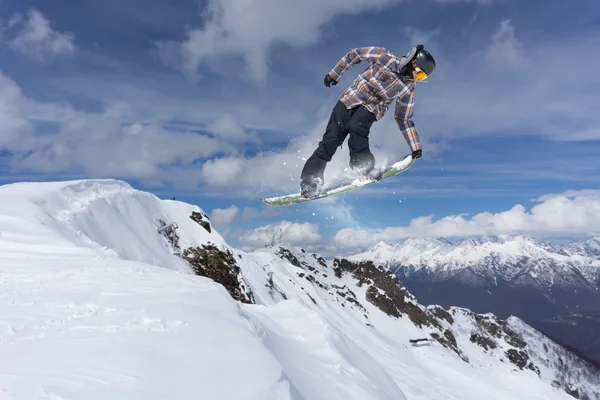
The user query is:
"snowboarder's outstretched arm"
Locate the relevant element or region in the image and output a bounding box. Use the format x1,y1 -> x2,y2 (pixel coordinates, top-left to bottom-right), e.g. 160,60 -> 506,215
394,89 -> 422,153
327,47 -> 386,83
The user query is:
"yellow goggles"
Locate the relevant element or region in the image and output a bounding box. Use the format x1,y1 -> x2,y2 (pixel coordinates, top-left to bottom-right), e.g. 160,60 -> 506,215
414,66 -> 428,81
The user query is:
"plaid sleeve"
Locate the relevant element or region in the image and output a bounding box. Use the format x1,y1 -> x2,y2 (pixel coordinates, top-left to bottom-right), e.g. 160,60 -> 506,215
394,88 -> 421,152
328,47 -> 386,82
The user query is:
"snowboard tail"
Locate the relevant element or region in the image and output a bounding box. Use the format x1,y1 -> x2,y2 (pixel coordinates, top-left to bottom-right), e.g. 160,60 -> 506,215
261,154 -> 415,206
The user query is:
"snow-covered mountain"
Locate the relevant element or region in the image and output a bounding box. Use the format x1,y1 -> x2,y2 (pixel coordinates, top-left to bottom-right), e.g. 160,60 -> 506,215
348,236 -> 600,366
350,236 -> 600,289
1,180 -> 598,400
566,237 -> 600,258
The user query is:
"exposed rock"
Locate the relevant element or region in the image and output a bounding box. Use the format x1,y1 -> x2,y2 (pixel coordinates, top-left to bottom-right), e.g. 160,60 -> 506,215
470,333 -> 497,351
503,326 -> 527,349
475,314 -> 502,337
183,244 -> 253,303
277,247 -> 323,275
428,305 -> 454,325
366,286 -> 401,318
297,272 -> 327,290
277,247 -> 302,268
312,253 -> 328,268
190,211 -> 211,233
475,314 -> 527,349
334,258 -> 430,322
564,385 -> 590,400
430,330 -> 466,361
332,258 -> 469,359
505,348 -> 530,369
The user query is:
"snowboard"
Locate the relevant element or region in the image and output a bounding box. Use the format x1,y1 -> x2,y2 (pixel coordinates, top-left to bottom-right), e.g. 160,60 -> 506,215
261,153 -> 416,206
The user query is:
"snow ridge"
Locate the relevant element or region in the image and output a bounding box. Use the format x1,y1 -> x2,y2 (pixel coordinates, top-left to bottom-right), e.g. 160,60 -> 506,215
1,179 -> 598,400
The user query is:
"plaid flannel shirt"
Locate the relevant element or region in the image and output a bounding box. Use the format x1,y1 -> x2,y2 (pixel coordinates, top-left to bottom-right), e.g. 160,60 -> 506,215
328,46 -> 421,152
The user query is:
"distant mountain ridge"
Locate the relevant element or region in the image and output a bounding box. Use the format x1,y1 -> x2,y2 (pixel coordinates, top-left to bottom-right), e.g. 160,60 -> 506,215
348,235 -> 600,365
349,235 -> 600,289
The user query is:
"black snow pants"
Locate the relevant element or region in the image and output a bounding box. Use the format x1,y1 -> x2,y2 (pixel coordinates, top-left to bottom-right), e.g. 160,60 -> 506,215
300,100 -> 377,184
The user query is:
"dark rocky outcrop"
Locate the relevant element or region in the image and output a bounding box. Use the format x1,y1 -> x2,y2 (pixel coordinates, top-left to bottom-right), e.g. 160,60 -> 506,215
334,258 -> 414,318
312,253 -> 328,268
277,247 -> 302,268
190,211 -> 211,233
474,314 -> 527,349
505,348 -> 531,370
428,305 -> 454,325
276,247 -> 322,275
333,258 -> 466,359
470,333 -> 497,351
183,244 -> 254,304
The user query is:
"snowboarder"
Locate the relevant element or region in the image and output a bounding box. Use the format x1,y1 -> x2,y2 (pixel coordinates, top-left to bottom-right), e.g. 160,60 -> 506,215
299,44 -> 436,198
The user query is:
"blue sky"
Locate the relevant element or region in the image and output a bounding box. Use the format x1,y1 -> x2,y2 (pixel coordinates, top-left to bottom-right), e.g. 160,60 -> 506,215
1,0 -> 600,255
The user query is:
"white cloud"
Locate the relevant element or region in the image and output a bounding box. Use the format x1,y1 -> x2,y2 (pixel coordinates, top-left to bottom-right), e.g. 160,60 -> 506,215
239,220 -> 322,248
157,0 -> 407,83
402,26 -> 441,46
7,9 -> 75,61
200,156 -> 246,187
14,117 -> 230,179
206,114 -> 258,143
334,189 -> 600,249
536,190 -> 600,202
0,74 -> 32,149
3,6 -> 598,199
163,16 -> 600,196
195,101 -> 451,196
193,103 -> 453,196
210,205 -> 240,231
417,19 -> 600,142
485,18 -> 523,69
0,72 -> 231,185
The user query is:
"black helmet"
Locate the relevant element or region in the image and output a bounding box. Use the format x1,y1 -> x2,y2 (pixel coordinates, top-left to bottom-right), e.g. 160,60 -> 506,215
411,45 -> 436,79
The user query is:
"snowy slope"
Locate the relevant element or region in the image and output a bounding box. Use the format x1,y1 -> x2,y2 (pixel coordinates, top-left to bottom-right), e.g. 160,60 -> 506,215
349,236 -> 600,288
348,236 -> 600,367
566,237 -> 600,259
0,179 -> 596,400
3,179 -> 227,269
508,316 -> 600,399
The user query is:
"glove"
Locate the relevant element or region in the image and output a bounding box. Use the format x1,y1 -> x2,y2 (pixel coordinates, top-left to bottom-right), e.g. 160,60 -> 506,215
412,149 -> 422,160
324,73 -> 337,87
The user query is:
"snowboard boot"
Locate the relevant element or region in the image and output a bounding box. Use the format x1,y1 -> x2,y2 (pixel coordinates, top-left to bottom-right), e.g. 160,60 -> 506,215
300,177 -> 322,198
351,165 -> 383,181
350,157 -> 382,181
349,150 -> 379,180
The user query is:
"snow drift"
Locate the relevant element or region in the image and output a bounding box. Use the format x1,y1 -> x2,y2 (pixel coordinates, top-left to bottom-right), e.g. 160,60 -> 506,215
0,179 -> 597,400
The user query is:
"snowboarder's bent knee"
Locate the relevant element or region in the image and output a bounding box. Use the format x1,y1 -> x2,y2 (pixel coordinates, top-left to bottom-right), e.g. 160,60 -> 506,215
299,44 -> 435,198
